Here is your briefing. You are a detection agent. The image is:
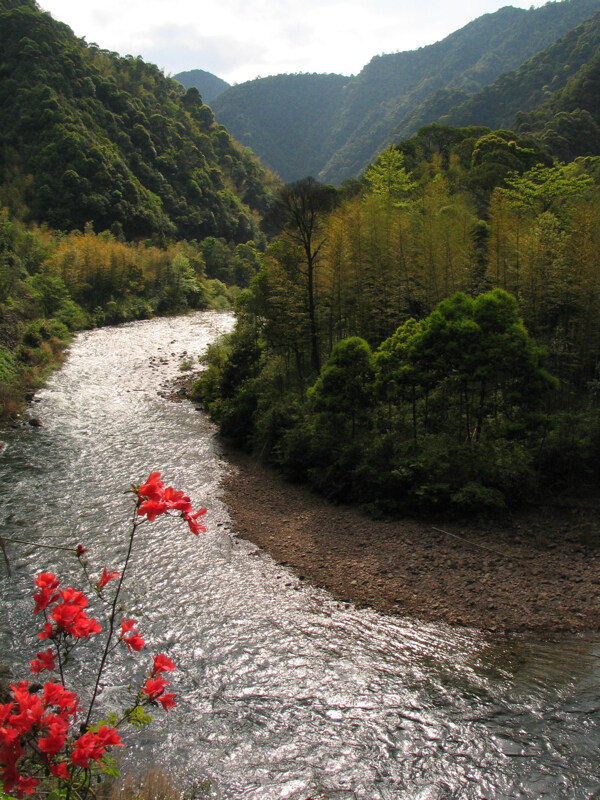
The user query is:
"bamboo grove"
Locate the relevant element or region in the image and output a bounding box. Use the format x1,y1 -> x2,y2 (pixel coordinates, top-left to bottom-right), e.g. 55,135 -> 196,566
197,134 -> 600,513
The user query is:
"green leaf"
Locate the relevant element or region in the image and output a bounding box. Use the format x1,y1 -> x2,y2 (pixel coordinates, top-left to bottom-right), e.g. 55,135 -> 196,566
126,705 -> 153,729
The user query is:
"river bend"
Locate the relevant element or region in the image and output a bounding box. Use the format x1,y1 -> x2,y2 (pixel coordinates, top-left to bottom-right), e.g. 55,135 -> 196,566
0,312 -> 599,799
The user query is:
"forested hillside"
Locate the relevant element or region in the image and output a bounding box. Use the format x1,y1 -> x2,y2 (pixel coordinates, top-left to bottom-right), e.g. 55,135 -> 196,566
211,74 -> 350,183
0,0 -> 275,241
196,127 -> 600,513
173,69 -> 231,104
405,10 -> 600,141
515,44 -> 600,160
0,0 -> 278,422
211,0 -> 600,184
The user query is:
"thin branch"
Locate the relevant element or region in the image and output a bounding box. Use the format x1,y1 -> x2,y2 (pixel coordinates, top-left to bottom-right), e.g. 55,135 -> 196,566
84,501 -> 141,728
1,536 -> 80,553
0,534 -> 11,577
431,526 -> 526,559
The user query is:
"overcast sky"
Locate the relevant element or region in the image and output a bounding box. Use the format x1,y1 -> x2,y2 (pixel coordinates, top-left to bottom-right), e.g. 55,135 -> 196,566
38,0 -> 550,85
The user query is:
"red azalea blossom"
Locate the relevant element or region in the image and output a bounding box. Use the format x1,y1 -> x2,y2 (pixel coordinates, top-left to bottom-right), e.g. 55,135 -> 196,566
97,567 -> 120,590
37,621 -> 54,640
16,775 -> 38,796
184,508 -> 207,536
120,618 -> 145,652
9,682 -> 45,733
49,762 -> 71,780
120,618 -> 137,634
123,632 -> 145,652
33,573 -> 60,615
2,476 -> 203,798
42,681 -> 78,711
163,486 -> 192,513
47,588 -> 100,639
0,681 -> 79,797
69,613 -> 101,639
152,654 -> 176,675
141,676 -> 169,701
136,472 -> 206,535
38,721 -> 68,756
58,586 -> 87,609
71,725 -> 122,769
29,648 -> 56,674
137,498 -> 166,521
137,471 -> 164,502
42,681 -> 78,715
158,692 -> 176,711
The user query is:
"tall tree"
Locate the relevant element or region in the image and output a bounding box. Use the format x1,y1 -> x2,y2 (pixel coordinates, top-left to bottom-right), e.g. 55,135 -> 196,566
269,178 -> 337,372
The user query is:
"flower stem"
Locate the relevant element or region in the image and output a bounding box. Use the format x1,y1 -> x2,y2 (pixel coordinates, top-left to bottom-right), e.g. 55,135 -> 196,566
84,502 -> 140,728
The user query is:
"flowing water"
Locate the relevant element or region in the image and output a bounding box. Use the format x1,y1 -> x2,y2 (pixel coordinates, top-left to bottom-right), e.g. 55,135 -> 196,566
1,312 -> 599,800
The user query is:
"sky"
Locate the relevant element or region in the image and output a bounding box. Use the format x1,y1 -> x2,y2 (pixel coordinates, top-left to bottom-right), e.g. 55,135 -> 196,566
38,0 -> 550,85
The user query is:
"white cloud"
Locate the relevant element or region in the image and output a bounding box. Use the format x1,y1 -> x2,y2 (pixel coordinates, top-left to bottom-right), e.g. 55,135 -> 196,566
39,0 -> 551,83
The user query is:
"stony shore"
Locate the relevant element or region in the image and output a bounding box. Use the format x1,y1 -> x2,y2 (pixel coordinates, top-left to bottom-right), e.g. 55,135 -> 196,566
220,446 -> 600,635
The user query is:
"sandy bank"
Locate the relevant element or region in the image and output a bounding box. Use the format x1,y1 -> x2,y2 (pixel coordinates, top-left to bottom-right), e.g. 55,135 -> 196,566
220,445 -> 600,635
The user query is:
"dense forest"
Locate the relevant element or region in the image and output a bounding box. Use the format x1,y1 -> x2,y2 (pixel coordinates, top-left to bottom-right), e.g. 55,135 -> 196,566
210,0 -> 600,184
0,0 -> 275,241
0,0 -> 274,421
211,74 -> 350,184
4,0 -> 600,518
0,210 -> 263,417
196,126 -> 600,513
173,69 -> 231,104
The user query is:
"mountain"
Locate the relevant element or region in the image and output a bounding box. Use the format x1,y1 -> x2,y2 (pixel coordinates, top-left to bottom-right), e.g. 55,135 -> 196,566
429,10 -> 600,136
514,39 -> 600,160
212,73 -> 349,183
210,0 -> 600,184
173,69 -> 231,104
0,1 -> 275,242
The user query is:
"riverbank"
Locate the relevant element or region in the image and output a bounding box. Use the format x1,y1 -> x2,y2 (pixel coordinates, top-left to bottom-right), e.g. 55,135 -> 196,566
220,445 -> 600,635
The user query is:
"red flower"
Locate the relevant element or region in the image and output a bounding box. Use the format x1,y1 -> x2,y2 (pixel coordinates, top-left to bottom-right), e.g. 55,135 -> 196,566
38,721 -> 68,756
137,471 -> 164,502
33,573 -> 60,615
120,618 -> 137,634
123,632 -> 145,652
137,498 -> 167,521
158,692 -> 176,711
69,614 -> 101,639
163,486 -> 192,513
97,567 -> 120,590
71,726 -> 122,769
76,544 -> 86,558
9,682 -> 44,733
49,762 -> 71,780
47,588 -> 100,639
152,654 -> 176,675
184,508 -> 207,536
120,618 -> 145,652
16,775 -> 38,796
29,648 -> 56,674
37,621 -> 54,640
141,676 -> 169,701
58,587 -> 87,609
42,683 -> 78,719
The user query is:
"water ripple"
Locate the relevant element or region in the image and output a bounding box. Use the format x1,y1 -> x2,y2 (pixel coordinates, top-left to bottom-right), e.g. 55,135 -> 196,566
1,312 -> 599,799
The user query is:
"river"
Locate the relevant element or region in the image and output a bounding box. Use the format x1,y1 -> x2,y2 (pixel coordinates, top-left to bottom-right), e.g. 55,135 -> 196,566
0,312 -> 599,800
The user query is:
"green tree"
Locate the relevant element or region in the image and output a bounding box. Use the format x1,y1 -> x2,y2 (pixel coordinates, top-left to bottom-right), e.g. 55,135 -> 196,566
270,177 -> 338,372
307,336 -> 374,438
364,147 -> 415,207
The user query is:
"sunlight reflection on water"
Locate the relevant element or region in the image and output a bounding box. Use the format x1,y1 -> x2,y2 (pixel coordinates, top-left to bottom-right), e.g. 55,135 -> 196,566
1,312 -> 599,799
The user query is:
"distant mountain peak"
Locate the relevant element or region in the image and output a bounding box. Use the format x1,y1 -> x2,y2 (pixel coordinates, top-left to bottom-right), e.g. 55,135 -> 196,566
208,0 -> 600,184
173,69 -> 231,104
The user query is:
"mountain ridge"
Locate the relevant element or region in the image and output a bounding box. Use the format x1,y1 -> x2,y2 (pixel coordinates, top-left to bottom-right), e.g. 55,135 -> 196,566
202,0 -> 600,183
0,0 -> 275,241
